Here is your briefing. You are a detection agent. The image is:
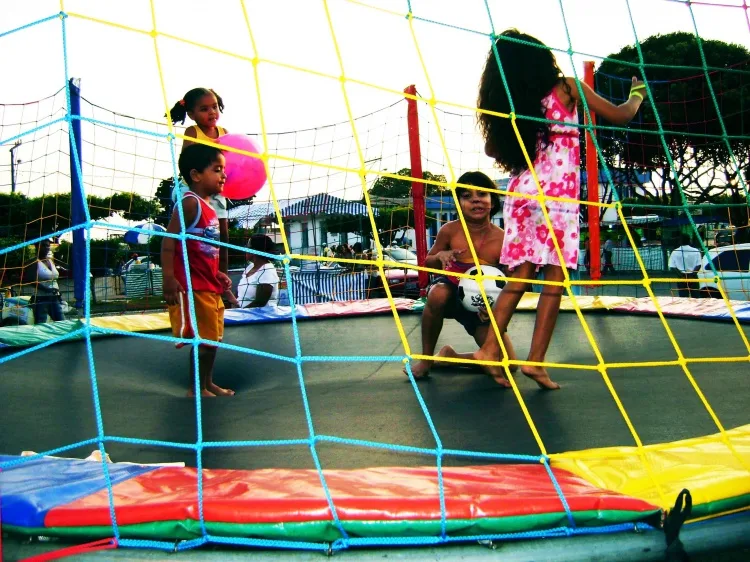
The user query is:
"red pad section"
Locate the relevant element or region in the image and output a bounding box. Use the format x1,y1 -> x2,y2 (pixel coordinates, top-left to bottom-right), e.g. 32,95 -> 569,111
302,298 -> 418,318
45,464 -> 658,527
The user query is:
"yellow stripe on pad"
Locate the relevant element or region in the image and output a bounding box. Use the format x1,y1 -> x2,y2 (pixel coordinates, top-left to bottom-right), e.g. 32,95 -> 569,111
91,313 -> 171,333
551,424 -> 750,510
516,293 -> 636,311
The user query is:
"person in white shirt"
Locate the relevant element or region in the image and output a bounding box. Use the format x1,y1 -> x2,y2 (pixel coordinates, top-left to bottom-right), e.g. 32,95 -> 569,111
27,239 -> 64,323
236,235 -> 280,308
668,235 -> 703,298
602,234 -> 615,275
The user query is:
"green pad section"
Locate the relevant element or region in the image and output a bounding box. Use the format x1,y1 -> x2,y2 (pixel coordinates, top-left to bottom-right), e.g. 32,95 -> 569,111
3,509 -> 660,542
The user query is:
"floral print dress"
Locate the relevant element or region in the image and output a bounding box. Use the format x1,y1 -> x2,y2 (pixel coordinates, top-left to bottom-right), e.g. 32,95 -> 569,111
500,88 -> 581,271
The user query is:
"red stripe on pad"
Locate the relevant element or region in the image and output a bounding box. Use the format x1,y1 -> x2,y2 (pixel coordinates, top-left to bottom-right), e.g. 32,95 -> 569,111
45,464 -> 658,527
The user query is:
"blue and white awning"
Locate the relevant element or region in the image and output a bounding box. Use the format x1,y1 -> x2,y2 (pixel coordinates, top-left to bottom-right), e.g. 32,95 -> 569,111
227,198 -> 303,229
270,193 -> 378,220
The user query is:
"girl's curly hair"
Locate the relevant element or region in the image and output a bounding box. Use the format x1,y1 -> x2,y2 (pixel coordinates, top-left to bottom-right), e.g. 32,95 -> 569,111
477,29 -> 569,175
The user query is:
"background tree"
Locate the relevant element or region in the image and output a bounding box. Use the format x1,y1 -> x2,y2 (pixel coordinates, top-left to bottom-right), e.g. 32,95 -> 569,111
368,168 -> 448,199
324,168 -> 446,246
592,32 -> 750,238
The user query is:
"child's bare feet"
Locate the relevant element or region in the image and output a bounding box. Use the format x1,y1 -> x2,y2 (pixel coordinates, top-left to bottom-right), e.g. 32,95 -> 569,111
437,345 -> 459,361
521,366 -> 560,390
187,389 -> 217,398
405,360 -> 431,380
472,349 -> 512,388
208,383 -> 235,396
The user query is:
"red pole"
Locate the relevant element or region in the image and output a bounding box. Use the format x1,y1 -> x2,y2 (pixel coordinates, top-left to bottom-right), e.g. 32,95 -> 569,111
583,62 -> 601,281
404,84 -> 428,293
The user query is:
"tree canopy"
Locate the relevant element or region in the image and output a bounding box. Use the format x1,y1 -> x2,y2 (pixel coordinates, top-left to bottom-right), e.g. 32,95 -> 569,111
593,32 -> 750,217
0,191 -> 162,239
369,168 -> 448,199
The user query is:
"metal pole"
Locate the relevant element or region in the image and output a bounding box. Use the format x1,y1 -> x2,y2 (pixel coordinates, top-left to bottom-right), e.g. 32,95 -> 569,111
69,77 -> 86,309
9,141 -> 21,194
583,62 -> 601,280
403,85 -> 428,293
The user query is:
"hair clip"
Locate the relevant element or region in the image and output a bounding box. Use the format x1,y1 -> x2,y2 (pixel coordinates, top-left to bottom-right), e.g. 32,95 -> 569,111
178,99 -> 186,106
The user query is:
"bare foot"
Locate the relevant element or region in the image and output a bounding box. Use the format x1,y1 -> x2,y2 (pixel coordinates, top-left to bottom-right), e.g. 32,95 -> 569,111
472,350 -> 512,388
437,345 -> 459,361
521,366 -> 560,390
405,360 -> 432,380
187,389 -> 217,398
208,383 -> 235,396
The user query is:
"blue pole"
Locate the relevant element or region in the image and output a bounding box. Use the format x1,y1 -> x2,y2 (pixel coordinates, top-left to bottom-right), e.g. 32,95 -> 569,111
69,77 -> 86,309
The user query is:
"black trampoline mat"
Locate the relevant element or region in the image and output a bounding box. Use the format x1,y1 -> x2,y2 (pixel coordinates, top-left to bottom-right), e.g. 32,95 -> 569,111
2,311 -> 749,471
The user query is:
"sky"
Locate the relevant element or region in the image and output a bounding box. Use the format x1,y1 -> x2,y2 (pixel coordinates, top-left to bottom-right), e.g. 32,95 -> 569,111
1,0 -> 749,205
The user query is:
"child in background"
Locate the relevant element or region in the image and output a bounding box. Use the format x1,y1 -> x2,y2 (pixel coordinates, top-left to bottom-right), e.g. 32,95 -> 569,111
473,29 -> 645,389
168,87 -> 238,308
162,143 -> 234,398
407,171 -> 517,384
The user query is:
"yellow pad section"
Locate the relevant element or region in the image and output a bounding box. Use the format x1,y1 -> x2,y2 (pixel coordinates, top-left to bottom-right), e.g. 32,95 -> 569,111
551,424 -> 750,510
91,312 -> 171,333
516,293 -> 636,311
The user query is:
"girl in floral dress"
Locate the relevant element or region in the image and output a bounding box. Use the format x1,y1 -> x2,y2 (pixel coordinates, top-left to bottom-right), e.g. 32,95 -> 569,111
472,29 -> 645,389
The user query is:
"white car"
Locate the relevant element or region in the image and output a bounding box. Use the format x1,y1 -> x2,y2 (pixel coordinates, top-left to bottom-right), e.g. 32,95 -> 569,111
697,243 -> 750,301
379,246 -> 418,267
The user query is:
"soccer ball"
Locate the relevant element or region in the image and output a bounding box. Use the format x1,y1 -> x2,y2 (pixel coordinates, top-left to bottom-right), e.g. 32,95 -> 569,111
457,265 -> 506,312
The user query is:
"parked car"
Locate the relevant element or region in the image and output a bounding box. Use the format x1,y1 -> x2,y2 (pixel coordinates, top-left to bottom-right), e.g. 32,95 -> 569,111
368,268 -> 420,299
696,243 -> 750,300
380,246 -> 418,267
368,246 -> 421,299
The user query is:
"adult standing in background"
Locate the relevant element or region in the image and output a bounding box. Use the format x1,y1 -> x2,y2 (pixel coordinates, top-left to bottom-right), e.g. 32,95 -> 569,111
26,239 -> 64,323
668,235 -> 702,298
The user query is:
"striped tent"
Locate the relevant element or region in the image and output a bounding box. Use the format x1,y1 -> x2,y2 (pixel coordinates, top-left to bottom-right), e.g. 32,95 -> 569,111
266,193 -> 378,220
227,198 -> 304,229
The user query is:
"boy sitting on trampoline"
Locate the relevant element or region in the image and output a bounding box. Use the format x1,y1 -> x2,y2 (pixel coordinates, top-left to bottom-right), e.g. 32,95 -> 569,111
162,143 -> 234,398
407,171 -> 517,384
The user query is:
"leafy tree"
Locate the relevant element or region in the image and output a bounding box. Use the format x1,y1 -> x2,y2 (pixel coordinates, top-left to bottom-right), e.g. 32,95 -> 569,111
0,192 -> 162,237
369,168 -> 448,199
593,32 -> 750,232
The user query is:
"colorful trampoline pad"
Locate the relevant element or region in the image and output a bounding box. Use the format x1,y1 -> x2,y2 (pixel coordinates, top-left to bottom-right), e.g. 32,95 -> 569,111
0,455 -> 157,528
0,455 -> 662,541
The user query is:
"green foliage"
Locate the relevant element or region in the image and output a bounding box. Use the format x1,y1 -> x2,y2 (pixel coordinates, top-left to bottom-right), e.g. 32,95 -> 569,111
0,192 -> 163,238
369,168 -> 448,199
594,32 -> 750,226
54,238 -> 129,271
325,207 -> 433,246
597,32 -> 750,164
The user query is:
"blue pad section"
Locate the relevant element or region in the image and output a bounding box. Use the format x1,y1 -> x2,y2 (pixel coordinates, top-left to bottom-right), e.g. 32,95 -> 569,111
704,301 -> 750,321
223,305 -> 307,325
0,455 -> 157,528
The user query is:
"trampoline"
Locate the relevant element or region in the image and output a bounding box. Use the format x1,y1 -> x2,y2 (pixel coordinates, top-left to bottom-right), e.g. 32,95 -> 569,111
2,301 -> 750,557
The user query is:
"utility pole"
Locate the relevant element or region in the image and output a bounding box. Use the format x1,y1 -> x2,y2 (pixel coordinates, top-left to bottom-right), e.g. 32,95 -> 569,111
9,140 -> 21,194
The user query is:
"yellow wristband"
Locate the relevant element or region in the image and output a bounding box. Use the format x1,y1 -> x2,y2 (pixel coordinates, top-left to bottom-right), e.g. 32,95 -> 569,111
629,90 -> 644,101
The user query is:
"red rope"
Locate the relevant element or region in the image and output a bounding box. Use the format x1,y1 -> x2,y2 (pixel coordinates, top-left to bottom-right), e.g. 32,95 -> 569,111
20,538 -> 118,562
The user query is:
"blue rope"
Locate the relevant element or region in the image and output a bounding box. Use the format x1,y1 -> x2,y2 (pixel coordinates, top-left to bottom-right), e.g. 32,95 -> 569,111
284,260 -> 351,544
0,12 -> 60,40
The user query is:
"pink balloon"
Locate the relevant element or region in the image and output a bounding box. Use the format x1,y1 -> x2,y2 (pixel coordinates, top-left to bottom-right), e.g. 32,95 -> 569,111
217,134 -> 267,199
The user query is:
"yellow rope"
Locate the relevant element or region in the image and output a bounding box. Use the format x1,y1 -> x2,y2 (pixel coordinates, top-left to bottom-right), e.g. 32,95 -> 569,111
55,0 -> 750,510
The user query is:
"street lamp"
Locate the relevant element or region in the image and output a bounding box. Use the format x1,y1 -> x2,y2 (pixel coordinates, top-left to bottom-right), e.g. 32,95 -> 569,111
9,140 -> 21,194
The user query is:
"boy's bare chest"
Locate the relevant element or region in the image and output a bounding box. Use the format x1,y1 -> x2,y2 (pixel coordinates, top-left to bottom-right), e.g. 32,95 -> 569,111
449,229 -> 503,261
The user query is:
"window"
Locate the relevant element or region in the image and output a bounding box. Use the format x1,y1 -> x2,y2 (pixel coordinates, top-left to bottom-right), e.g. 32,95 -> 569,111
712,249 -> 750,272
300,222 -> 309,249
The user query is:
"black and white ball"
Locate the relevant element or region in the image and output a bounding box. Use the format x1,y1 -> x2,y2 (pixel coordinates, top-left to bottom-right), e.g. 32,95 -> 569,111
458,265 -> 506,312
